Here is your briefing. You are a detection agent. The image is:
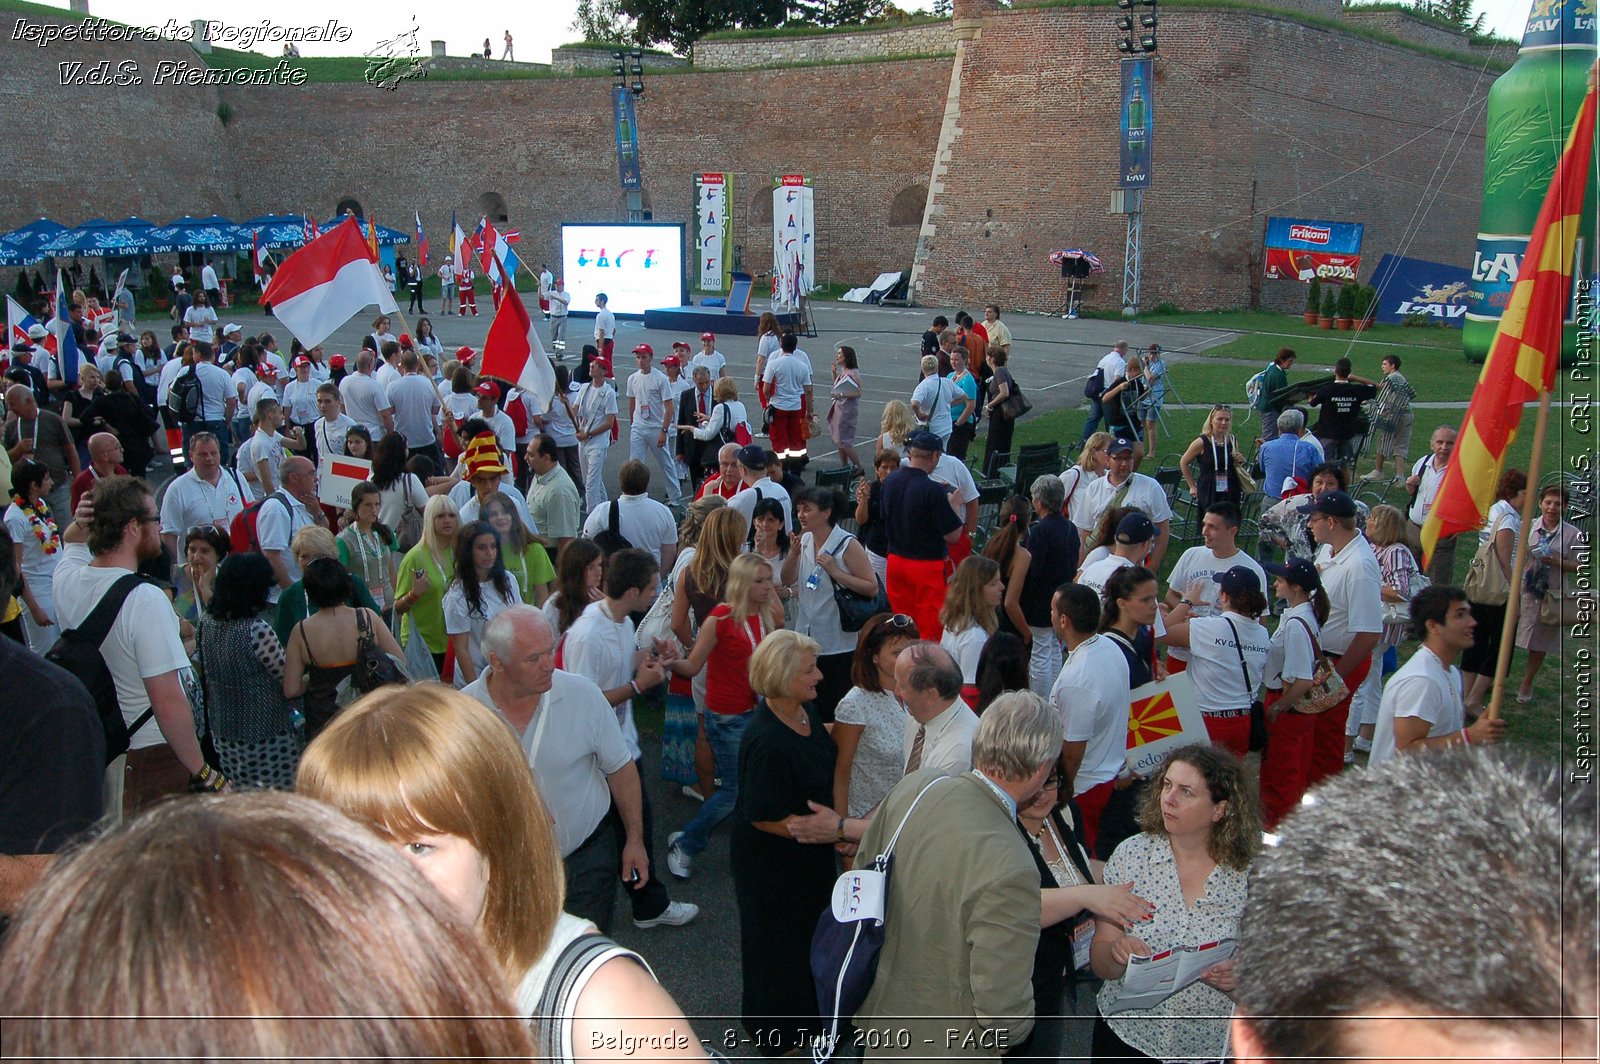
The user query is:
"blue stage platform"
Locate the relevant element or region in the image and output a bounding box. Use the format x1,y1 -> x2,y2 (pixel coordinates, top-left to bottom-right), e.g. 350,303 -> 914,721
641,304 -> 799,337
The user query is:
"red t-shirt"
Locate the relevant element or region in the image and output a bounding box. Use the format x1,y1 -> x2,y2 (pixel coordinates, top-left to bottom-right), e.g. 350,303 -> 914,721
705,604 -> 767,714
696,473 -> 740,501
70,464 -> 128,512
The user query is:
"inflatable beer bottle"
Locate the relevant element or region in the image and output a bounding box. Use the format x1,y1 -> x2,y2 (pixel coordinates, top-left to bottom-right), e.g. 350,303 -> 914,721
1464,0 -> 1597,365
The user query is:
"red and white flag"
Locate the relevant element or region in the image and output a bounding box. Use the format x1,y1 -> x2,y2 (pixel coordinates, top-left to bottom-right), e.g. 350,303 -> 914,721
262,216 -> 398,349
478,263 -> 555,413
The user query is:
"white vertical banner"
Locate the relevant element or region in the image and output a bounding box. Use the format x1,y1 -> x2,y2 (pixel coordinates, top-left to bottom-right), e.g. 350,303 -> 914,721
695,172 -> 732,294
772,174 -> 815,312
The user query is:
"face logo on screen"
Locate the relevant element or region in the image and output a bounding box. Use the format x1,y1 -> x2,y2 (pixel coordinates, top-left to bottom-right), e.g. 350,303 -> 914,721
562,225 -> 684,316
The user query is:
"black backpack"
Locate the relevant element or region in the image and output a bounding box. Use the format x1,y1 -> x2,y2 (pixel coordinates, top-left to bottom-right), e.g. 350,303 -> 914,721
591,500 -> 633,555
1083,366 -> 1106,400
44,573 -> 156,765
168,363 -> 204,421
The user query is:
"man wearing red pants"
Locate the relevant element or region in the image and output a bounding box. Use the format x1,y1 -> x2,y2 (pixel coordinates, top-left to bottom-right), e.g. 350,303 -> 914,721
881,430 -> 962,639
456,263 -> 478,316
1303,490 -> 1381,786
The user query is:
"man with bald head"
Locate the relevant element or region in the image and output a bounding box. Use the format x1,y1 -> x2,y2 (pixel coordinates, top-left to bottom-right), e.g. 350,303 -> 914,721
4,383 -> 79,518
70,433 -> 128,512
255,454 -> 327,601
897,640 -> 979,776
462,605 -> 649,935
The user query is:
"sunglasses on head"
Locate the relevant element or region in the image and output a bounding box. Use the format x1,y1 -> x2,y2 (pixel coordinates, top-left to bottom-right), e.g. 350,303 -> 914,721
886,614 -> 914,629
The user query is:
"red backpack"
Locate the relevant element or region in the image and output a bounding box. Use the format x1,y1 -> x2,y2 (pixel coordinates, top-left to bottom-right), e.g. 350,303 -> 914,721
229,491 -> 290,554
504,390 -> 530,439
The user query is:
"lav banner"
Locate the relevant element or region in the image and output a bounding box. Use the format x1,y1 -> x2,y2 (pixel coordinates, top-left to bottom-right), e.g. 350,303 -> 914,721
1119,58 -> 1153,190
1262,217 -> 1364,283
772,174 -> 815,312
1367,253 -> 1471,327
695,173 -> 733,294
612,86 -> 642,192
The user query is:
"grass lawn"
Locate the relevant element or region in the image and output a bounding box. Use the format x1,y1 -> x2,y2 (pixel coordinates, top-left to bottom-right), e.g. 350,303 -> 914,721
979,395 -> 1585,763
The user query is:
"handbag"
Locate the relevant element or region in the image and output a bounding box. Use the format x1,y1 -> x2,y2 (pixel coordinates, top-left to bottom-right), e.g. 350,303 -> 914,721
636,561 -> 686,653
1539,584 -> 1587,628
1380,546 -> 1429,626
355,608 -> 407,693
397,479 -> 425,552
1464,516 -> 1511,606
1288,617 -> 1350,714
999,371 -> 1033,421
811,775 -> 954,1063
825,534 -> 890,633
1223,617 -> 1269,752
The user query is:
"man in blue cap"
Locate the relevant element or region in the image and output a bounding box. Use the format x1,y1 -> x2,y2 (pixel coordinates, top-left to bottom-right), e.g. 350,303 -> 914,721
882,430 -> 962,638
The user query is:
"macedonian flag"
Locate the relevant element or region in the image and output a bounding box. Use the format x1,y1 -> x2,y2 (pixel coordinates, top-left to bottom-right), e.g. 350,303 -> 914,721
1422,83 -> 1597,565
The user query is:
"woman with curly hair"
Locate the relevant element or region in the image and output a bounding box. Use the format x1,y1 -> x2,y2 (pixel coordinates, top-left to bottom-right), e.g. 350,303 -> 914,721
1090,743 -> 1261,1062
442,519 -> 522,686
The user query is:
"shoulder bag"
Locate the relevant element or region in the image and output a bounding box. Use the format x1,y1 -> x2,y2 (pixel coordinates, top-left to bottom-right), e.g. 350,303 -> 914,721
1464,512 -> 1511,606
825,533 -> 890,633
1223,617 -> 1270,752
1000,372 -> 1033,420
355,608 -> 407,693
1287,617 -> 1350,714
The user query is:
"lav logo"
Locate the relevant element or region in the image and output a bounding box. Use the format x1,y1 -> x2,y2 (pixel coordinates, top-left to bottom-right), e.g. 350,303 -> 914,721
1290,224 -> 1331,245
1398,281 -> 1469,320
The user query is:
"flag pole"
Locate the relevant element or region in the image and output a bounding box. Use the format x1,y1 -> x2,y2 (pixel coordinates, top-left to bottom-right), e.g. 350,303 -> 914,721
1485,385 -> 1555,721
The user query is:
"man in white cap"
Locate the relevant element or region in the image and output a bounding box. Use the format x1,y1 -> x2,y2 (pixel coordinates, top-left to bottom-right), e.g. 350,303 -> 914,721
218,322 -> 243,363
437,254 -> 456,314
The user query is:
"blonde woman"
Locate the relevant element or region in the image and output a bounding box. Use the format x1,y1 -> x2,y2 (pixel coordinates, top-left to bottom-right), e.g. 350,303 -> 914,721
394,494 -> 461,673
939,554 -> 1003,707
877,399 -> 914,455
1180,405 -> 1247,511
272,524 -> 381,644
297,685 -> 704,1064
665,554 -> 786,879
1063,431 -> 1113,537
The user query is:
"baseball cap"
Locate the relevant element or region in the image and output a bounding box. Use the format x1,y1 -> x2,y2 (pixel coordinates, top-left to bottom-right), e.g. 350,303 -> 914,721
1107,437 -> 1136,456
454,345 -> 476,362
293,355 -> 311,368
662,354 -> 682,367
475,381 -> 499,398
258,363 -> 278,380
398,333 -> 413,348
1213,564 -> 1263,598
736,444 -> 767,470
904,429 -> 944,453
329,354 -> 347,368
671,340 -> 691,351
1114,511 -> 1156,544
1261,556 -> 1321,593
222,323 -> 242,336
632,343 -> 654,357
701,332 -> 715,342
1298,490 -> 1358,519
116,333 -> 136,345
26,324 -> 48,340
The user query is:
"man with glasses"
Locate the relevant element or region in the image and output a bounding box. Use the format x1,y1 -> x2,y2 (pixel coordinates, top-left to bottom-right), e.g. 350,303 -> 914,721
1405,425 -> 1460,584
158,432 -> 246,562
463,606 -> 650,937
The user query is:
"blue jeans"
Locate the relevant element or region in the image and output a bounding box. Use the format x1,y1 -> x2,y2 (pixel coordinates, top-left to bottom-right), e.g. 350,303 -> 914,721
1079,396 -> 1105,445
677,708 -> 752,856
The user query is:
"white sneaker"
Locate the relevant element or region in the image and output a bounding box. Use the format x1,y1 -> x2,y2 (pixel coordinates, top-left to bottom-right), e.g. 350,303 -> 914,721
666,832 -> 693,879
681,784 -> 706,802
1343,750 -> 1357,765
634,900 -> 699,928
1353,736 -> 1373,754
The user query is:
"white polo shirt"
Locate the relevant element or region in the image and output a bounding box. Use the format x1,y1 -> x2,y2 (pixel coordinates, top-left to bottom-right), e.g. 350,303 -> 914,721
1051,633 -> 1132,793
580,494 -> 678,564
255,493 -> 317,602
282,378 -> 320,424
1263,602 -> 1319,691
911,374 -> 957,439
1407,455 -> 1450,526
1078,471 -> 1173,532
1315,534 -> 1383,655
626,368 -> 674,433
1095,349 -> 1128,393
339,373 -> 392,438
462,668 -> 634,857
1185,613 -> 1271,713
562,600 -> 642,759
159,467 -> 248,539
762,352 -> 812,411
192,361 -> 235,422
901,697 -> 979,776
899,452 -> 980,506
1165,547 -> 1268,663
1369,646 -> 1463,767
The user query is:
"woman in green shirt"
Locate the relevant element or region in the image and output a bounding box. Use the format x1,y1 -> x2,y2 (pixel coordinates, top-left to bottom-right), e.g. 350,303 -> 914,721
394,494 -> 460,673
272,526 -> 381,645
479,492 -> 554,606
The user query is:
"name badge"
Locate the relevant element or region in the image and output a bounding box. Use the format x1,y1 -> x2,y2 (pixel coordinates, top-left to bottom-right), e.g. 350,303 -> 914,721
1071,917 -> 1096,970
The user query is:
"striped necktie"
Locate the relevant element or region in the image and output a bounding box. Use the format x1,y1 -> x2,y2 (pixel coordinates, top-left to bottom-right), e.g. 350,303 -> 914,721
905,725 -> 927,773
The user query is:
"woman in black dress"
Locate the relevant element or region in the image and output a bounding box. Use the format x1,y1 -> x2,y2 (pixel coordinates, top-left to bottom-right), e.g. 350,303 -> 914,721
732,629 -> 837,1056
1179,404 -> 1246,512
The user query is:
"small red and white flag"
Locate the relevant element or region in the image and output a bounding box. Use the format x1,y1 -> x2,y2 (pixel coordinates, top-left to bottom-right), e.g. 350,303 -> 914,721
478,261 -> 555,413
263,216 -> 398,349
318,454 -> 372,510
415,210 -> 429,267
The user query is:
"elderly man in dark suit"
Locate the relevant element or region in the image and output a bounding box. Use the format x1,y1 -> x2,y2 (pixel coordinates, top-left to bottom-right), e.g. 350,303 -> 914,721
676,363 -> 718,488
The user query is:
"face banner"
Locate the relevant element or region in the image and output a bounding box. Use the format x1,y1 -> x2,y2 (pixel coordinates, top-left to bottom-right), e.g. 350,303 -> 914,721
772,174 -> 815,312
1119,58 -> 1153,190
1368,253 -> 1471,327
695,173 -> 733,294
1263,217 -> 1364,283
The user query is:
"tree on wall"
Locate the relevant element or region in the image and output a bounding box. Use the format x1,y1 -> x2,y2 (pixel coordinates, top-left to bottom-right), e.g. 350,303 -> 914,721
586,0 -> 913,52
1408,0 -> 1485,33
572,0 -> 640,43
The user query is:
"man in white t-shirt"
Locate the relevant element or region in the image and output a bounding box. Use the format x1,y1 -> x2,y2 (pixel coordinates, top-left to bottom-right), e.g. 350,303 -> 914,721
309,382 -> 356,461
727,443 -> 792,532
339,351 -> 394,439
437,256 -> 456,314
200,260 -> 221,305
1306,490 -> 1383,784
183,291 -> 218,345
690,332 -> 727,379
593,292 -> 617,375
1078,437 -> 1172,567
463,607 -> 649,935
561,548 -> 697,930
255,456 -> 327,602
473,381 -> 518,459
581,460 -> 679,569
56,476 -> 217,819
1080,340 -> 1128,445
1050,582 -> 1130,856
1369,586 -> 1505,766
1163,502 -> 1268,670
158,431 -> 246,561
386,350 -> 443,463
762,333 -> 813,470
538,264 -> 555,320
547,278 -> 571,351
624,344 -> 682,506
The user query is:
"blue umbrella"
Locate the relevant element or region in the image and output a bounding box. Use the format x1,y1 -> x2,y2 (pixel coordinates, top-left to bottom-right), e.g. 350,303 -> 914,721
34,218 -> 109,257
319,216 -> 411,247
47,216 -> 160,257
147,215 -> 250,254
242,213 -> 315,250
0,218 -> 68,267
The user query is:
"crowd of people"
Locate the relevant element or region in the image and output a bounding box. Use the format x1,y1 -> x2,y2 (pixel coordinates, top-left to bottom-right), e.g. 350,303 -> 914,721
0,289 -> 1588,1062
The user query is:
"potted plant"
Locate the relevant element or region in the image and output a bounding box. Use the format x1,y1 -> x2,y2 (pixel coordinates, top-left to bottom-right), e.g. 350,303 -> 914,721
1335,283 -> 1356,330
1357,283 -> 1379,326
1319,287 -> 1337,329
1304,276 -> 1322,325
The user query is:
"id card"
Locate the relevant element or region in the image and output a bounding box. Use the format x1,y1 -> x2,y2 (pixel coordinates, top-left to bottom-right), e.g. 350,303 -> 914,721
1071,917 -> 1096,970
1214,473 -> 1230,496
